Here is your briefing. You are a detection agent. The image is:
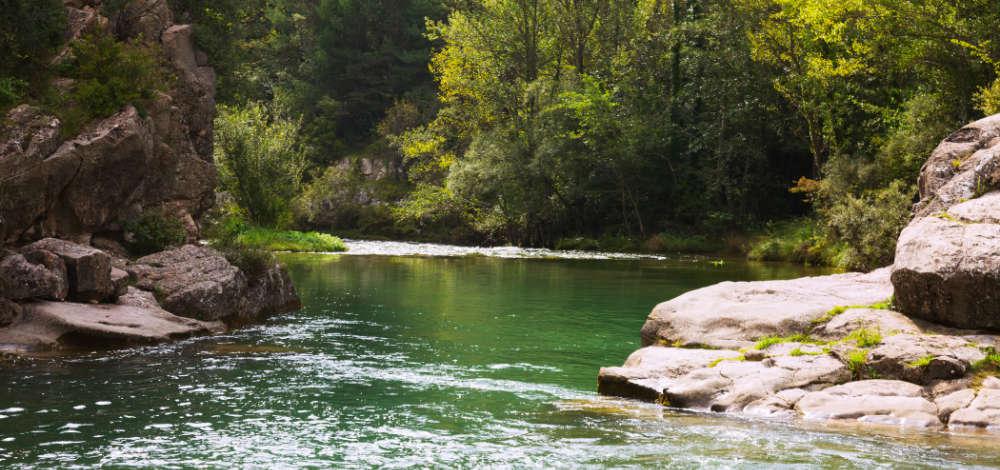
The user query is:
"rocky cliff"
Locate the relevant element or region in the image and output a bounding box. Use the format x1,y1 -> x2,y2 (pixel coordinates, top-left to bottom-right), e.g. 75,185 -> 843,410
599,114 -> 1000,434
0,1 -> 300,354
0,0 -> 215,245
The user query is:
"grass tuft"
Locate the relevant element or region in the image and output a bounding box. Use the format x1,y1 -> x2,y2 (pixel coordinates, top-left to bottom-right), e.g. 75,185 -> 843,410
846,349 -> 869,378
845,327 -> 883,348
908,355 -> 936,368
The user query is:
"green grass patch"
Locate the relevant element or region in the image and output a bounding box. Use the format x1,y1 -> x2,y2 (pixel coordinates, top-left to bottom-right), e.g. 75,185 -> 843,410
235,227 -> 348,253
789,347 -> 824,357
845,327 -> 883,348
811,297 -> 894,326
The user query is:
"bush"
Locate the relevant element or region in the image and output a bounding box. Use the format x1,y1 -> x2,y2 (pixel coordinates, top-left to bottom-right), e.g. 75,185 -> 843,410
822,181 -> 914,271
0,77 -> 26,110
0,0 -> 66,77
747,219 -> 836,266
214,103 -> 309,228
62,32 -> 166,123
124,210 -> 188,256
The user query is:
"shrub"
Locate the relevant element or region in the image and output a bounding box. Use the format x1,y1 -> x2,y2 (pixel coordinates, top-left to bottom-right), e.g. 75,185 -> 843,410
62,32 -> 166,122
0,77 -> 26,111
123,210 -> 188,256
747,218 -> 835,265
214,102 -> 309,228
0,0 -> 66,76
822,181 -> 914,271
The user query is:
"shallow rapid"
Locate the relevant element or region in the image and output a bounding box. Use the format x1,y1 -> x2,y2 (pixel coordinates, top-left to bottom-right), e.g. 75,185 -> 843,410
2,243 -> 999,468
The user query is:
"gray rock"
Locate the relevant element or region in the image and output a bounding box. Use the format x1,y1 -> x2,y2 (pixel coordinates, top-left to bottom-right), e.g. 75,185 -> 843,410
892,203 -> 1000,330
949,388 -> 1000,429
796,380 -> 942,428
936,389 -> 976,422
116,287 -> 162,310
128,245 -> 301,323
598,347 -> 742,402
867,334 -> 985,384
0,251 -> 68,301
111,267 -> 130,298
23,238 -> 114,302
0,298 -> 22,327
743,388 -> 807,418
0,301 -> 224,353
640,268 -> 893,349
812,308 -> 921,340
663,354 -> 850,412
129,245 -> 246,321
914,114 -> 1000,217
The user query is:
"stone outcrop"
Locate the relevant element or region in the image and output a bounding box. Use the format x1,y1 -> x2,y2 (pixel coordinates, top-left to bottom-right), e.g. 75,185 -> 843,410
0,0 -> 216,245
639,268 -> 893,349
128,245 -> 301,324
0,240 -> 301,354
914,114 -> 1000,218
893,193 -> 1000,330
600,270 -> 1000,433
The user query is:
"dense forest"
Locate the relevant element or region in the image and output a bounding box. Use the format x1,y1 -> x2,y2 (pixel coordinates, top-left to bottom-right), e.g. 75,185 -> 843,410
3,0 -> 1000,270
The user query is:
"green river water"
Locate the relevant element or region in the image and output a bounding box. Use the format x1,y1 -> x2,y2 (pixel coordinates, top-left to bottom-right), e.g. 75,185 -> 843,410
2,241 -> 1000,468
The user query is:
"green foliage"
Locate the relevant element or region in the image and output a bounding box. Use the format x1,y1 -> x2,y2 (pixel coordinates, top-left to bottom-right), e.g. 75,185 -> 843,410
0,77 -> 27,111
214,102 -> 309,228
60,32 -> 166,134
972,348 -> 1000,374
709,355 -> 747,368
0,0 -> 66,77
821,181 -> 914,271
846,349 -> 870,378
748,219 -> 836,266
123,210 -> 188,256
754,334 -> 817,351
235,228 -> 347,253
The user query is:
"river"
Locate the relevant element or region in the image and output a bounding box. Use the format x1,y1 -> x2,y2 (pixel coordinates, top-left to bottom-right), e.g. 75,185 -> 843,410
1,241 -> 999,468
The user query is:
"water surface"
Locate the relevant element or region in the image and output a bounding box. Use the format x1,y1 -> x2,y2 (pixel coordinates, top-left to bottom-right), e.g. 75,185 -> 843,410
2,243 -> 999,468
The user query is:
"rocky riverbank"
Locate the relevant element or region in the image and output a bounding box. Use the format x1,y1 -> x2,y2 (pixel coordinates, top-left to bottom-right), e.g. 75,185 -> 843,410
600,113 -> 1000,434
0,1 -> 301,354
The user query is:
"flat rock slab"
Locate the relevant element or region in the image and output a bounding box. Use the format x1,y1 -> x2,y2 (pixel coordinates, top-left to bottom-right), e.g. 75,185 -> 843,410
0,301 -> 223,353
598,347 -> 741,402
640,269 -> 893,349
796,380 -> 942,429
663,354 -> 851,412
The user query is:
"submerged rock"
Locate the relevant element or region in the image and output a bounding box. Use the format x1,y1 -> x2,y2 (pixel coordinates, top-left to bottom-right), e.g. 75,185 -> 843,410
640,268 -> 893,349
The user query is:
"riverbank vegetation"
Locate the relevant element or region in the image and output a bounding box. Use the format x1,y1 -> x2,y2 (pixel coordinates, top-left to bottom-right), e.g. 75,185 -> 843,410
6,1 -> 1000,269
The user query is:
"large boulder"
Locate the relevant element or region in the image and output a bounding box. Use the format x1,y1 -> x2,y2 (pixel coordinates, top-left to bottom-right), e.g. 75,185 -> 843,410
914,114 -> 1000,217
0,300 -> 223,353
128,245 -> 301,323
22,238 -> 114,302
640,269 -> 893,349
892,193 -> 1000,330
129,245 -> 246,321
